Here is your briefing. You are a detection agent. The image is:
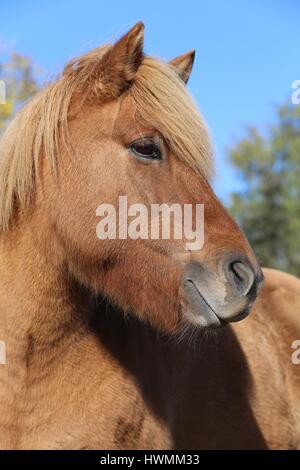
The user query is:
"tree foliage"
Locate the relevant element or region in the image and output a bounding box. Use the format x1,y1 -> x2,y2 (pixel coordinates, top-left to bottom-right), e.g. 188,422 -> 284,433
0,53 -> 40,133
229,104 -> 300,276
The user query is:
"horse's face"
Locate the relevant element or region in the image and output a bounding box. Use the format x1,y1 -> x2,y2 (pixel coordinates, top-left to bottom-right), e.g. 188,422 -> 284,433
50,23 -> 263,333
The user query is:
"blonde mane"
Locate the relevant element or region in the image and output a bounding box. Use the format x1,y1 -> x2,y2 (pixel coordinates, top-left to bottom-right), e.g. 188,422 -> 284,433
0,47 -> 213,232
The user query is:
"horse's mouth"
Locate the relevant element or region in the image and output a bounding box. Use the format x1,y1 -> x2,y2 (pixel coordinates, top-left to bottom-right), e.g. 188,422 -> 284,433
182,276 -> 252,329
183,279 -> 226,328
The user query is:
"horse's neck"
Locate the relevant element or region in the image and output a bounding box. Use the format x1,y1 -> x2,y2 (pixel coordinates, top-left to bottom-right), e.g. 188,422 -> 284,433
0,219 -> 90,374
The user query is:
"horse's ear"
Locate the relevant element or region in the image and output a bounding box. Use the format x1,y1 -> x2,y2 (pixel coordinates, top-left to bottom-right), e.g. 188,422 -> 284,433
99,22 -> 144,96
169,50 -> 195,84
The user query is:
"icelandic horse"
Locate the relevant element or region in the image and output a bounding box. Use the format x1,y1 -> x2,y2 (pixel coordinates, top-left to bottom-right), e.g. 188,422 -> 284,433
0,23 -> 299,449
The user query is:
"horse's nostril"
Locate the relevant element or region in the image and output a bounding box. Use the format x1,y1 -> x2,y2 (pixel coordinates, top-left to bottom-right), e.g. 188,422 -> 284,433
226,260 -> 256,297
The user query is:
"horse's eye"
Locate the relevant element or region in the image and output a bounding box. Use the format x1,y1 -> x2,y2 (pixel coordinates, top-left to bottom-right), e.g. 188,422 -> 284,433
130,138 -> 162,161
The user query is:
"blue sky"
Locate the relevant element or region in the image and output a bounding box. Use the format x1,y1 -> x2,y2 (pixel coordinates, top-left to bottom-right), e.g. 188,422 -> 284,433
1,0 -> 299,201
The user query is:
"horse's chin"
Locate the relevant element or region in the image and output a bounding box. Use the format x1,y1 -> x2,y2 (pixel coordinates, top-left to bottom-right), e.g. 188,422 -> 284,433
181,302 -> 226,330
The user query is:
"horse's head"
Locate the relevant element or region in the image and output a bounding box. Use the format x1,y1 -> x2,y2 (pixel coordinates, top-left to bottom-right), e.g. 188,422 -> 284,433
0,23 -> 263,334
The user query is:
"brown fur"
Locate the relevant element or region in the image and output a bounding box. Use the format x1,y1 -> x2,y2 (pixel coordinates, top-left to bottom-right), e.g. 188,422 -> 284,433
0,24 -> 299,449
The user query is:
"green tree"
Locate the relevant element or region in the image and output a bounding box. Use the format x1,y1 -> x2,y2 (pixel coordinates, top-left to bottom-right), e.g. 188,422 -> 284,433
229,104 -> 300,276
0,53 -> 40,133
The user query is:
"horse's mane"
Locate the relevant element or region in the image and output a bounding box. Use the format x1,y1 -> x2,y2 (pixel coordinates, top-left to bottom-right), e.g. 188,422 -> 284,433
0,46 -> 213,232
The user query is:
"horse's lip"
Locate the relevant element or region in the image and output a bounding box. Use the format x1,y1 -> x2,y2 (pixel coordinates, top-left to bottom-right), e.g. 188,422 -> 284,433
226,308 -> 250,322
189,280 -> 223,317
184,279 -> 226,327
186,279 -> 249,324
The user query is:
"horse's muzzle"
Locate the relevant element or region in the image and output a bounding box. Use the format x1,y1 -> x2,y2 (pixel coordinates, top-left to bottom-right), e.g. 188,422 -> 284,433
182,257 -> 264,328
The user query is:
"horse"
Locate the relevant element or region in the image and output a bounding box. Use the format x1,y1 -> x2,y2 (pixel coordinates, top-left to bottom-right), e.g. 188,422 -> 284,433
0,22 -> 299,450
